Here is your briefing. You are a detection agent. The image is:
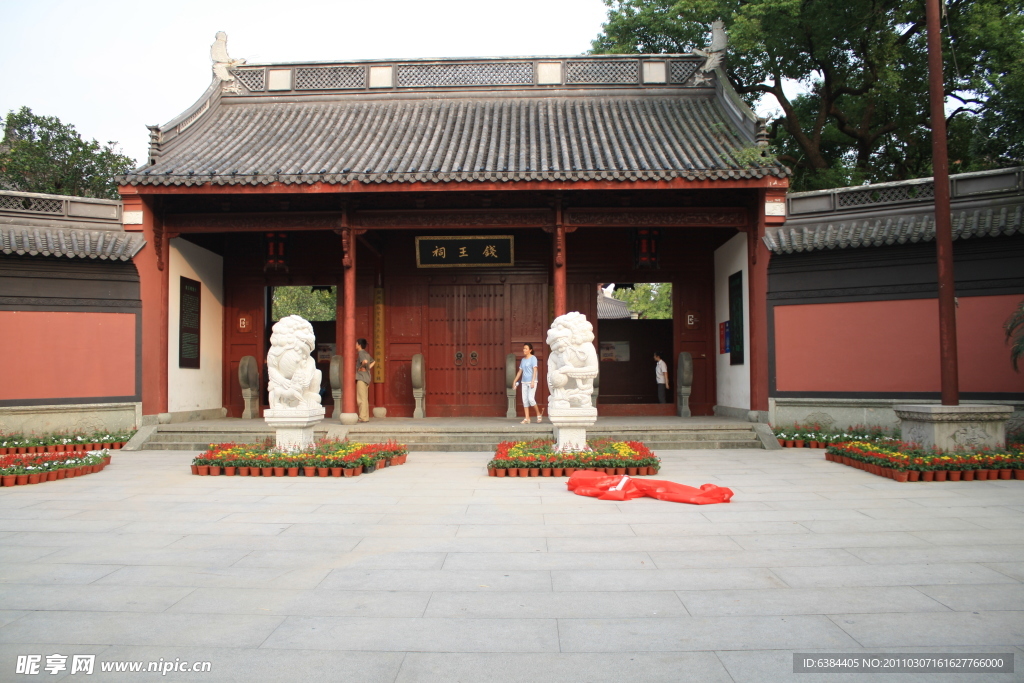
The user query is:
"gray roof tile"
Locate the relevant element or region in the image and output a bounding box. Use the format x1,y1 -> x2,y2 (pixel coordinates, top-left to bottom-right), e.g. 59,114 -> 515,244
763,204 -> 1023,254
0,225 -> 146,261
123,96 -> 787,186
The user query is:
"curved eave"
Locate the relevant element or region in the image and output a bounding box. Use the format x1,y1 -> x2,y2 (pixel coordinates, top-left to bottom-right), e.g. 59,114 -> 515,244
763,203 -> 1024,254
120,166 -> 788,188
0,226 -> 146,261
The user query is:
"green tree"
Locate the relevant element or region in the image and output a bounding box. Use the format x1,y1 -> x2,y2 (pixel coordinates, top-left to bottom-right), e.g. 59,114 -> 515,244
592,0 -> 1024,189
1007,300 -> 1024,371
0,107 -> 136,199
272,287 -> 337,322
612,282 -> 673,319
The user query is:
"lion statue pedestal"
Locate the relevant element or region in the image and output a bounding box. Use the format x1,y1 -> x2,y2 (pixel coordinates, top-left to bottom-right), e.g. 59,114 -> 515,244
546,312 -> 599,451
264,315 -> 325,450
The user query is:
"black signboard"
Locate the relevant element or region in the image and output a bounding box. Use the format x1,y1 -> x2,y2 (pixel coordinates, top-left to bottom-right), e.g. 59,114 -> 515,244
179,276 -> 201,369
415,235 -> 514,268
728,271 -> 744,366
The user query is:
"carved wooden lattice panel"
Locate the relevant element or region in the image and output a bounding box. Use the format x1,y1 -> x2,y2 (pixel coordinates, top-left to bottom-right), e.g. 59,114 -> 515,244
565,60 -> 639,84
294,67 -> 366,90
0,195 -> 62,213
232,69 -> 266,92
837,183 -> 935,207
668,60 -> 700,84
396,63 -> 534,87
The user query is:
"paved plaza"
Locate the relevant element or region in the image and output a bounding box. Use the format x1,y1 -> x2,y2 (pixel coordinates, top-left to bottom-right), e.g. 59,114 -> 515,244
1,446 -> 1022,682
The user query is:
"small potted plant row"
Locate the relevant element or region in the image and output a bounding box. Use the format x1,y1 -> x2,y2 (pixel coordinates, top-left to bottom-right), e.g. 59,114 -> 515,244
826,440 -> 1024,482
1,450 -> 113,487
486,439 -> 661,477
773,423 -> 901,449
191,439 -> 408,477
0,429 -> 135,455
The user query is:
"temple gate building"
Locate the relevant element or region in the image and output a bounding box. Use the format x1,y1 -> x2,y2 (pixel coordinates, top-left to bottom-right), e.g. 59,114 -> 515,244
116,50 -> 789,425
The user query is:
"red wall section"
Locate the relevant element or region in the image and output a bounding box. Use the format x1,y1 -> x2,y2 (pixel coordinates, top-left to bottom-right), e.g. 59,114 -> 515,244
774,295 -> 1024,393
0,311 -> 136,400
958,294 -> 1024,393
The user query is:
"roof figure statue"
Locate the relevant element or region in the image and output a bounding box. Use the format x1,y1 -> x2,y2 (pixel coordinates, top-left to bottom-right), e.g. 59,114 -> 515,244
211,31 -> 245,82
692,20 -> 727,85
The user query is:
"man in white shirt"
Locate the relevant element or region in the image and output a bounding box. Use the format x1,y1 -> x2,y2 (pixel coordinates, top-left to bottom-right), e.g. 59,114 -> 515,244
653,352 -> 670,404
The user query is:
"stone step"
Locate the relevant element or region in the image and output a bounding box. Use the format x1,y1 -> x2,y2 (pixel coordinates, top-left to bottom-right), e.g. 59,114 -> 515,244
148,433 -> 325,443
140,438 -> 764,452
140,423 -> 765,451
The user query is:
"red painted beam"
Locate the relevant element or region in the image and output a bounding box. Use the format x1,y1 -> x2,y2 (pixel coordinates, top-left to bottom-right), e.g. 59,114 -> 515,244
119,176 -> 789,196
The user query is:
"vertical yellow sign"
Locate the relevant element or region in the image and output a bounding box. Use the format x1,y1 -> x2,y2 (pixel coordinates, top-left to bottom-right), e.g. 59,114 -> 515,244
373,288 -> 385,383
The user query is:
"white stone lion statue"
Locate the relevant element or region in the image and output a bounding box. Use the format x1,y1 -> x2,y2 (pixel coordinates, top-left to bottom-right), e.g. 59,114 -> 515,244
546,312 -> 599,411
267,315 -> 322,410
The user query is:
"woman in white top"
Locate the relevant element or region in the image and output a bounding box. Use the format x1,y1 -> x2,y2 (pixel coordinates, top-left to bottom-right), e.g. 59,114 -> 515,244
513,343 -> 543,424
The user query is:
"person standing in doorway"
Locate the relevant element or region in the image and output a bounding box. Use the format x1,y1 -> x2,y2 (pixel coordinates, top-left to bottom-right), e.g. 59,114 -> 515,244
513,343 -> 542,424
654,352 -> 670,404
355,338 -> 375,422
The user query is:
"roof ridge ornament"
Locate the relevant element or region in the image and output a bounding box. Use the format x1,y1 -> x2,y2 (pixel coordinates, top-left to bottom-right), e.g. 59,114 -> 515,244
692,20 -> 727,86
211,31 -> 246,91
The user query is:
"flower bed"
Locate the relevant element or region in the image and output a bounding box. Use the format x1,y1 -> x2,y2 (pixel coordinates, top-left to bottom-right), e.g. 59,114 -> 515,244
826,440 -> 1024,482
0,450 -> 113,486
191,439 -> 409,477
486,439 -> 660,477
0,429 -> 135,455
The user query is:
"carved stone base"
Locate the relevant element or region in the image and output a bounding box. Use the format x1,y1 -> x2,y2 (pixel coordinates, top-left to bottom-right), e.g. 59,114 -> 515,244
372,407 -> 387,418
339,412 -> 359,426
264,407 -> 325,451
676,386 -> 692,418
241,388 -> 259,420
550,410 -> 597,452
894,404 -> 1013,451
412,388 -> 425,420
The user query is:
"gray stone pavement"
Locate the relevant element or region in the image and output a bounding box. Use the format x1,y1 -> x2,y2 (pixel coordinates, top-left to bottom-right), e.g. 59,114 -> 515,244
0,447 -> 1022,682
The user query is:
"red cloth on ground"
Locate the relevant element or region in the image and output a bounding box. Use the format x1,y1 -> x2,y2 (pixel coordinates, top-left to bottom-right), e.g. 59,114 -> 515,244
566,470 -> 733,504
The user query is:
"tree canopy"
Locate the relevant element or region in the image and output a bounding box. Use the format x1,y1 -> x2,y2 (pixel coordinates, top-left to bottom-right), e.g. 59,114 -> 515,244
272,287 -> 337,322
0,107 -> 136,199
612,282 -> 673,319
592,0 -> 1024,190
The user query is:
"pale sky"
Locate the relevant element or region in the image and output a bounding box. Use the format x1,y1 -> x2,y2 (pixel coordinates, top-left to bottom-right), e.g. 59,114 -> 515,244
0,0 -> 612,165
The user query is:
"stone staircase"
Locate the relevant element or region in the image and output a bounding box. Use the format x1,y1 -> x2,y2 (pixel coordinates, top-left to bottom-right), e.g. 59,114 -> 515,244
134,418 -> 769,452
138,428 -> 331,451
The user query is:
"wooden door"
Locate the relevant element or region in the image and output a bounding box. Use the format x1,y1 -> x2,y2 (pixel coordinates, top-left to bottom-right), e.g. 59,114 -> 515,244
426,284 -> 506,416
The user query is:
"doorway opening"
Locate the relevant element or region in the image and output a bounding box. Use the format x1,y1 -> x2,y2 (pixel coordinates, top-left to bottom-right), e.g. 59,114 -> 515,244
264,286 -> 337,411
596,282 -> 673,405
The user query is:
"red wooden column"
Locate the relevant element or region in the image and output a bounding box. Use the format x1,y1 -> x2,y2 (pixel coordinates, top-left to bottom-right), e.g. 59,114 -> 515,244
552,197 -> 567,318
120,188 -> 169,419
339,222 -> 359,424
748,188 -> 786,418
925,0 -> 959,405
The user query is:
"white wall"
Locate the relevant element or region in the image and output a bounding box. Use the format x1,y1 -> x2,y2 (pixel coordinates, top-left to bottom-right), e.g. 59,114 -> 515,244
714,232 -> 750,412
168,238 -> 224,413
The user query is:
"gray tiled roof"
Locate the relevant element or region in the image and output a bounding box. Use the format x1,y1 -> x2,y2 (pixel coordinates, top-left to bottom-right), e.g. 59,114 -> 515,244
763,205 -> 1023,254
123,96 -> 787,186
764,167 -> 1024,254
0,225 -> 145,261
597,294 -> 632,319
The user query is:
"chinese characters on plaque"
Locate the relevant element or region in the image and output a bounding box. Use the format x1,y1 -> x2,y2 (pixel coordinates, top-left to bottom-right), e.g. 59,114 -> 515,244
179,277 -> 201,369
415,236 -> 514,267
